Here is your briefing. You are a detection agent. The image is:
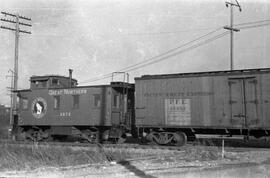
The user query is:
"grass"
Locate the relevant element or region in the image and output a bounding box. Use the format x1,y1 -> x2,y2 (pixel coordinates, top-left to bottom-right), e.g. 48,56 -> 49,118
0,144 -> 107,171
0,143 -> 155,172
0,138 -> 223,172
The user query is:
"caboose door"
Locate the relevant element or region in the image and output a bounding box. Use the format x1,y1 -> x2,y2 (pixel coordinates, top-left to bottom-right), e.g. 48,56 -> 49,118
111,94 -> 121,125
228,77 -> 259,128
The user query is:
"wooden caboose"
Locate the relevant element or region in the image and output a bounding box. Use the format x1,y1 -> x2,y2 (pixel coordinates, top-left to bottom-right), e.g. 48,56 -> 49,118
15,75 -> 134,143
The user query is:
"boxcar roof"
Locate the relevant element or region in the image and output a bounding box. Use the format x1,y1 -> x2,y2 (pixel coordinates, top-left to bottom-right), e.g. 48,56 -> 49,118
135,68 -> 270,80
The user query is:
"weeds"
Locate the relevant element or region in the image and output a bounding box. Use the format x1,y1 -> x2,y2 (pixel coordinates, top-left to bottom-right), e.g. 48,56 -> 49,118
0,144 -> 153,172
0,140 -> 223,172
0,144 -> 108,171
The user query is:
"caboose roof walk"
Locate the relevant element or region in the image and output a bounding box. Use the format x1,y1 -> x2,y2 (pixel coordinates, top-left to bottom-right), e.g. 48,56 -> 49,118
135,68 -> 270,80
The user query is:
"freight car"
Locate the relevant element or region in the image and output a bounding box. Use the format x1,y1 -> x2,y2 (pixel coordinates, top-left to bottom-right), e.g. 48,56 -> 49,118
13,68 -> 270,146
135,68 -> 270,146
14,73 -> 134,143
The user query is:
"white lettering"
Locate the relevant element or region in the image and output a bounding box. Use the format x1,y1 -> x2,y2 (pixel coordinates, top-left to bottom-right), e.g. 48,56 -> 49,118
59,112 -> 71,117
49,89 -> 87,95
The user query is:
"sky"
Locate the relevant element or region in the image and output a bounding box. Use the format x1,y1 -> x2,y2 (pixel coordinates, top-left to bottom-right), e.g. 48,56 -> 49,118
1,0 -> 270,106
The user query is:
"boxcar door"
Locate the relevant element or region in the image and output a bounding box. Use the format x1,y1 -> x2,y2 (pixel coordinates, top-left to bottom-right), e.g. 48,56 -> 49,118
229,78 -> 245,127
228,77 -> 259,128
244,78 -> 259,127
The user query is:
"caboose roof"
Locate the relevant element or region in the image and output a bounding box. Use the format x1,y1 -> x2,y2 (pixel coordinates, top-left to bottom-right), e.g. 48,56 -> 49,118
14,82 -> 134,92
135,68 -> 270,80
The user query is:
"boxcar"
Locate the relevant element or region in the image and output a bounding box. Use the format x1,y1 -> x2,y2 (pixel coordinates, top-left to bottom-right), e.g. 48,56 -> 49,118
135,68 -> 270,146
15,75 -> 134,143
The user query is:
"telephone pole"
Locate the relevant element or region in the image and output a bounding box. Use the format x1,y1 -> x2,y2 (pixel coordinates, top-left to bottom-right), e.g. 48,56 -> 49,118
224,0 -> 241,70
6,69 -> 15,126
1,11 -> 31,128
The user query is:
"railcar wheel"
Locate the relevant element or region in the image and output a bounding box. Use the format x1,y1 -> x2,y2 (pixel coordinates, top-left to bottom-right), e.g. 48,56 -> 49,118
154,132 -> 170,145
102,130 -> 110,141
25,129 -> 41,142
117,133 -> 127,144
43,129 -> 53,141
82,129 -> 100,143
173,132 -> 187,146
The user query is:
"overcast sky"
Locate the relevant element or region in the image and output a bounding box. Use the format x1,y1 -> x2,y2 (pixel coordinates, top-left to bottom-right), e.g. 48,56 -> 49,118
1,0 -> 270,106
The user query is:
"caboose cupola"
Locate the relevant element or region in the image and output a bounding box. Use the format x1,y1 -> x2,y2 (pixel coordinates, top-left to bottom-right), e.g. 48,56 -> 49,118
30,75 -> 78,89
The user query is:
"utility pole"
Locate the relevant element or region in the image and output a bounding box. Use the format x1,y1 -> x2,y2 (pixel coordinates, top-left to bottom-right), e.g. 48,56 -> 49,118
1,11 -> 31,130
224,0 -> 241,70
6,69 -> 15,127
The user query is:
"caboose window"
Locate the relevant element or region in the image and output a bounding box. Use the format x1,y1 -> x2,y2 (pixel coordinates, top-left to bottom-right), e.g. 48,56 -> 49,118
93,94 -> 101,107
41,81 -> 47,88
22,98 -> 28,110
113,95 -> 120,108
73,95 -> 79,109
54,96 -> 60,109
52,78 -> 59,86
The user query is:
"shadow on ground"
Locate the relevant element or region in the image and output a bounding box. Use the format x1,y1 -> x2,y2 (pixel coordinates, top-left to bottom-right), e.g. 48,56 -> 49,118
118,160 -> 156,178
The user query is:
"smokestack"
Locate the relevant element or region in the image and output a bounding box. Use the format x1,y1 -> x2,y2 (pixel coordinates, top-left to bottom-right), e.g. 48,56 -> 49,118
69,69 -> 73,87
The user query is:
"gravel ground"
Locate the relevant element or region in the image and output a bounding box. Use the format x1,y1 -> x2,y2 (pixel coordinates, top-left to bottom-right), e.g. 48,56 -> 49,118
1,147 -> 270,178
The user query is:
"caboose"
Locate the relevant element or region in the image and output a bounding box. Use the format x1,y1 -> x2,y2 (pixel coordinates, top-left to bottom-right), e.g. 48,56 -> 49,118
135,68 -> 270,146
15,73 -> 134,143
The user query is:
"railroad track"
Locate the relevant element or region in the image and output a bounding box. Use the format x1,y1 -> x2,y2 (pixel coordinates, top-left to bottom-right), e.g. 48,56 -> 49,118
0,139 -> 187,152
1,138 -> 270,153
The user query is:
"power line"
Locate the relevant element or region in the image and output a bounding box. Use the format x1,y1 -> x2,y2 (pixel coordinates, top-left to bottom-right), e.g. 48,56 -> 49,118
80,30 -> 229,84
115,27 -> 222,36
80,74 -> 112,84
79,73 -> 112,83
80,27 -> 223,84
2,19 -> 267,39
238,22 -> 270,30
124,32 -> 230,73
61,19 -> 270,84
235,19 -> 270,27
118,28 -> 223,72
1,11 -> 31,21
26,26 -> 221,38
110,21 -> 270,76
84,31 -> 229,83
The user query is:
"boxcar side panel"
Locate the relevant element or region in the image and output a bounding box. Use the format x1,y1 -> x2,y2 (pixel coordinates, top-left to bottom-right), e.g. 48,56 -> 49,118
135,72 -> 270,129
261,74 -> 270,127
211,76 -> 230,127
136,76 -> 216,127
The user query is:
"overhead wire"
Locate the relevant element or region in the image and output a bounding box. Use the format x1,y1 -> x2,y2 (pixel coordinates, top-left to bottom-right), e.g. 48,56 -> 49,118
80,28 -> 228,84
125,32 -> 230,73
82,19 -> 270,84
238,22 -> 270,30
235,19 -> 270,27
117,28 -> 223,72
74,19 -> 270,84
27,19 -> 270,38
79,27 -> 223,84
131,22 -> 270,72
